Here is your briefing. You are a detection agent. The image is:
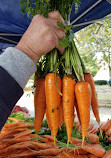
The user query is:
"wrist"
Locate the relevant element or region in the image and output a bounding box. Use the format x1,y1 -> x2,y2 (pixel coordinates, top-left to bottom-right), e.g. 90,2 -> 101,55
15,43 -> 40,64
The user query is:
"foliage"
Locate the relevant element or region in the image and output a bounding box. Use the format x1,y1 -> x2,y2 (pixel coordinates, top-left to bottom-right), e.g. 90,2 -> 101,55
75,14 -> 111,77
94,80 -> 108,85
99,133 -> 111,151
20,0 -> 81,20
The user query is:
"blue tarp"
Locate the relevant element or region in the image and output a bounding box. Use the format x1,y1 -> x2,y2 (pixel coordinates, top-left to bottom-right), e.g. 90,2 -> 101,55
0,0 -> 111,51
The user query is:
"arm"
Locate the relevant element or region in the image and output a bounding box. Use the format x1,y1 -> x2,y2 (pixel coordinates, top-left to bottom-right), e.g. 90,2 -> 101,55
0,11 -> 65,130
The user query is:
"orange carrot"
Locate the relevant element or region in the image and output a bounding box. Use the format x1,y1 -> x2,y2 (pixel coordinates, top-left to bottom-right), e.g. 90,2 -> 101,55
32,142 -> 53,149
0,129 -> 19,140
103,150 -> 111,158
75,82 -> 91,146
2,136 -> 31,144
7,117 -> 24,122
74,99 -> 81,124
8,150 -> 39,157
69,148 -> 89,155
62,76 -> 76,146
59,101 -> 64,129
28,148 -> 62,156
5,141 -> 35,151
57,153 -> 88,158
34,78 -> 46,134
69,155 -> 88,158
40,157 -> 54,158
82,143 -> 106,157
101,119 -> 111,132
87,123 -> 94,132
74,121 -> 80,129
88,154 -> 98,158
105,125 -> 111,136
107,136 -> 111,142
46,109 -> 51,130
84,73 -> 100,125
43,135 -> 57,142
70,137 -> 83,145
3,122 -> 23,128
45,73 -> 61,142
9,148 -> 61,157
14,129 -> 32,138
86,132 -> 99,144
89,127 -> 98,134
37,135 -> 49,143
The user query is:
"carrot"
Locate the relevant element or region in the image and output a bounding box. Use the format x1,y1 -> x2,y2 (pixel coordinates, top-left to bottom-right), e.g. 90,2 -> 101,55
0,129 -> 19,140
3,122 -> 22,127
45,73 -> 61,142
107,136 -> 111,142
46,109 -> 51,130
6,141 -> 35,150
8,117 -> 24,122
89,127 -> 98,134
3,122 -> 34,129
74,121 -> 80,129
70,137 -> 83,145
74,99 -> 81,124
31,148 -> 62,156
86,132 -> 99,144
8,150 -> 39,157
32,142 -> 53,149
87,123 -> 94,132
101,119 -> 111,132
59,101 -> 64,129
38,157 -> 53,158
17,122 -> 34,128
75,82 -> 91,146
62,76 -> 76,146
82,143 -> 106,157
57,153 -> 88,158
105,124 -> 111,136
37,135 -> 49,143
102,150 -> 111,158
43,135 -> 57,142
34,78 -> 46,134
14,129 -> 32,138
69,148 -> 89,155
2,136 -> 31,144
88,154 -> 98,158
84,73 -> 100,125
69,155 -> 88,158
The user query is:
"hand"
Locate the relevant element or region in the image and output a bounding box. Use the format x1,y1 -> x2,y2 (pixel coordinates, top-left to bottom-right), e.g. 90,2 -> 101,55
15,11 -> 65,63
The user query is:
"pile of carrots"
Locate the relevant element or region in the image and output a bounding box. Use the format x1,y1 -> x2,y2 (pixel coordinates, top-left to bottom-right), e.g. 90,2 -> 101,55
1,117 -> 111,157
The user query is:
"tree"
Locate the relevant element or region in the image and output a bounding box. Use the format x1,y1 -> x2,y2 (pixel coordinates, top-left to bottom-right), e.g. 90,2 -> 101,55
75,15 -> 111,78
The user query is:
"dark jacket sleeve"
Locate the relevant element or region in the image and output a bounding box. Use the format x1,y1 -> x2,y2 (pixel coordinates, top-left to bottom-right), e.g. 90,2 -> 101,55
0,66 -> 23,130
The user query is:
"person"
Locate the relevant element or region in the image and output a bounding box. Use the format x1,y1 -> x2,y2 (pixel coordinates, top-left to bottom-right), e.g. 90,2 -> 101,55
0,11 -> 66,130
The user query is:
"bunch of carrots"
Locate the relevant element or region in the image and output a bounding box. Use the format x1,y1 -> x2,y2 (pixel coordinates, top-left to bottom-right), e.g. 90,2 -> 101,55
34,35 -> 101,148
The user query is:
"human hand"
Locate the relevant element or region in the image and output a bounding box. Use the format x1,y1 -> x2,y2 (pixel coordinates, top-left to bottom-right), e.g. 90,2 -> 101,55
15,11 -> 65,63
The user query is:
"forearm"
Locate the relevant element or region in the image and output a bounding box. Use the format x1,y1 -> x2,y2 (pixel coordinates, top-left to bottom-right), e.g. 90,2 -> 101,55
0,47 -> 36,130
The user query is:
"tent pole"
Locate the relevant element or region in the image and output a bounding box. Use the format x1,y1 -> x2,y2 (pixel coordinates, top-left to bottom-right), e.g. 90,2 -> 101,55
71,0 -> 103,25
0,36 -> 17,44
0,33 -> 22,36
73,16 -> 111,27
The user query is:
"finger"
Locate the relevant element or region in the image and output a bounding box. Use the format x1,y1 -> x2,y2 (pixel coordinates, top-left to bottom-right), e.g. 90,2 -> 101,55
57,46 -> 65,54
46,18 -> 66,32
48,11 -> 64,23
54,34 -> 65,54
54,29 -> 66,40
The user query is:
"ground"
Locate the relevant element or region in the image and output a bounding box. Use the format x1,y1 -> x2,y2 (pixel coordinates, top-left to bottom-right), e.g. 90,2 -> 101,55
17,82 -> 111,126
